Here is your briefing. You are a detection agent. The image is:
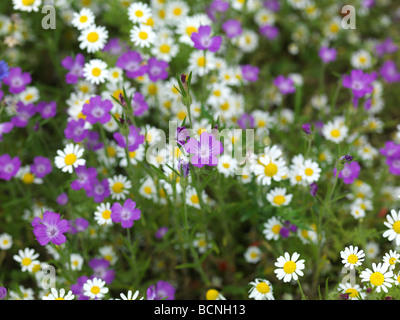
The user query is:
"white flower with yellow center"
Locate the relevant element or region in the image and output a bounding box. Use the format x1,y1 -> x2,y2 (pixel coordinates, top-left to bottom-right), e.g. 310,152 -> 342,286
148,147 -> 168,168
340,245 -> 365,270
322,119 -> 348,143
107,67 -> 124,84
274,252 -> 305,283
117,144 -> 145,167
130,24 -> 155,48
83,59 -> 109,85
188,50 -> 216,77
383,250 -> 400,271
117,290 -> 143,300
151,37 -> 179,62
325,17 -> 341,40
206,83 -> 232,108
127,2 -> 152,24
299,159 -> 321,184
71,8 -> 95,30
383,209 -> 400,246
76,80 -> 96,95
263,216 -> 283,241
55,143 -> 86,173
205,289 -> 226,300
217,154 -> 238,178
351,49 -> 372,70
254,145 -> 288,186
94,202 -> 113,226
365,241 -> 380,259
68,253 -> 83,271
338,283 -> 366,300
108,174 -> 132,200
186,187 -> 204,209
42,288 -> 75,300
0,233 -> 12,250
254,8 -> 276,27
360,263 -> 394,293
139,176 -> 157,200
297,224 -> 318,244
12,0 -> 41,12
16,165 -> 43,185
244,246 -> 262,264
9,286 -> 34,300
266,187 -> 292,207
78,24 -> 108,53
165,0 -> 189,24
248,278 -> 274,300
350,203 -> 366,220
13,248 -> 40,272
18,86 -> 40,105
99,245 -> 118,265
83,277 -> 109,300
176,16 -> 202,45
235,29 -> 259,53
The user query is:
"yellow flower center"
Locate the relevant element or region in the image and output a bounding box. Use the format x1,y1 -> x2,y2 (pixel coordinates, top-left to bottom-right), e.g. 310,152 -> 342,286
64,153 -> 77,166
173,7 -> 182,16
272,224 -> 281,234
25,93 -> 34,101
21,257 -> 32,266
102,210 -> 111,220
190,195 -> 200,204
112,182 -> 124,193
393,221 -> 400,234
138,31 -> 148,40
222,163 -> 230,169
135,10 -> 143,17
206,289 -> 219,300
370,272 -> 385,287
256,282 -> 270,294
273,195 -> 285,206
305,168 -> 313,176
347,254 -> 358,264
22,173 -> 35,184
129,151 -> 136,159
144,186 -> 152,194
55,297 -> 65,300
330,129 -> 340,138
186,26 -> 197,36
197,56 -> 205,67
79,15 -> 88,23
160,44 -> 170,53
283,261 -> 297,274
345,288 -> 358,298
91,286 -> 100,295
106,146 -> 116,157
87,32 -> 99,43
389,257 -> 397,265
264,163 -> 278,177
91,67 -> 101,77
330,24 -> 339,33
22,0 -> 35,6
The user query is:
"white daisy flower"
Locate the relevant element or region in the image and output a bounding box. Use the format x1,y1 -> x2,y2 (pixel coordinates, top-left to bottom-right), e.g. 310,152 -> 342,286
16,165 -> 43,185
244,246 -> 262,264
383,209 -> 400,246
263,216 -> 283,241
117,144 -> 145,167
337,283 -> 366,300
18,86 -> 40,105
83,59 -> 109,85
217,154 -> 238,178
108,174 -> 132,200
360,262 -> 394,293
12,0 -> 42,12
351,49 -> 372,70
13,248 -> 40,272
127,2 -> 152,24
0,233 -> 13,250
382,250 -> 400,271
99,245 -> 118,265
298,159 -> 321,184
78,24 -> 109,53
42,288 -> 75,300
68,253 -> 84,271
54,143 -> 86,174
165,0 -> 189,24
71,8 -> 95,30
151,37 -> 179,62
254,145 -> 288,185
83,277 -> 109,299
322,119 -> 349,144
274,252 -> 305,283
138,176 -> 157,200
340,245 -> 365,270
266,187 -> 293,207
130,24 -> 156,48
205,289 -> 226,300
248,278 -> 274,300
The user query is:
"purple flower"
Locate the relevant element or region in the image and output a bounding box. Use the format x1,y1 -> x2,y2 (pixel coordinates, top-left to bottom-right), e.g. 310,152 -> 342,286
237,113 -> 255,129
333,161 -> 361,184
178,159 -> 190,178
0,154 -> 21,181
2,67 -> 31,94
259,24 -> 279,40
89,258 -> 115,284
340,155 -> 354,163
116,50 -> 147,79
71,165 -> 98,191
273,75 -> 296,95
0,287 -> 7,300
30,156 -> 52,178
309,182 -> 318,197
155,226 -> 169,239
147,57 -> 169,82
56,192 -> 68,206
11,102 -> 36,127
86,131 -> 104,151
210,0 -> 230,12
146,280 -> 175,300
241,64 -> 260,82
222,19 -> 242,38
191,25 -> 222,53
103,38 -> 128,55
302,123 -> 311,134
69,217 -> 89,234
263,0 -> 281,11
31,211 -> 70,246
280,227 -> 290,238
111,198 -> 141,229
375,38 -> 398,57
319,46 -> 337,64
380,60 -> 400,83
342,69 -> 377,99
82,96 -> 113,125
0,122 -> 13,141
387,156 -> 400,176
176,126 -> 190,146
113,125 -> 145,152
87,178 -> 110,203
132,92 -> 149,116
64,118 -> 89,143
61,53 -> 85,84
184,132 -> 224,168
380,141 -> 400,158
36,101 -> 57,119
0,60 -> 10,83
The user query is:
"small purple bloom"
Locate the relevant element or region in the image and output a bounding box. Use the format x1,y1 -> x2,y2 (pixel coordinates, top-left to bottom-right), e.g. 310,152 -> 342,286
132,92 -> 149,116
273,75 -> 296,95
36,101 -> 57,119
191,25 -> 222,53
0,122 -> 13,141
89,258 -> 115,284
340,155 -> 354,163
184,132 -> 224,168
375,38 -> 398,57
302,123 -> 311,134
0,60 -> 10,83
147,57 -> 169,82
86,131 -> 104,151
111,198 -> 141,229
82,96 -> 113,125
176,126 -> 190,146
210,0 -> 230,12
279,227 -> 290,238
333,161 -> 361,184
87,178 -> 110,203
146,280 -> 175,300
2,67 -> 31,94
386,156 -> 400,176
61,53 -> 85,84
0,287 -> 7,300
11,102 -> 36,128
0,154 -> 21,181
116,50 -> 147,79
241,64 -> 260,82
178,159 -> 190,178
259,24 -> 279,40
222,19 -> 242,38
379,141 -> 400,158
113,125 -> 145,152
31,211 -> 70,246
64,118 -> 89,143
103,38 -> 128,56
56,192 -> 68,206
71,165 -> 98,192
309,182 -> 318,197
342,69 -> 377,99
263,0 -> 281,11
380,60 -> 400,83
237,113 -> 255,129
30,156 -> 52,178
319,46 -> 337,64
69,217 -> 89,234
155,226 -> 169,239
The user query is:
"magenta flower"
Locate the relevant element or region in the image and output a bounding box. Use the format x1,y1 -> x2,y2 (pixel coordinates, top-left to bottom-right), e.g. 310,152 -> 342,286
237,113 -> 255,129
146,280 -> 175,300
222,19 -> 242,38
11,102 -> 36,128
342,69 -> 377,99
116,50 -> 147,79
147,57 -> 169,82
0,122 -> 13,141
56,192 -> 68,206
319,46 -> 337,64
64,118 -> 89,143
111,199 -> 141,229
375,38 -> 398,57
0,154 -> 21,181
132,92 -> 149,116
191,25 -> 222,52
380,60 -> 400,83
2,67 -> 31,94
210,0 -> 230,12
82,96 -> 113,125
333,161 -> 361,184
68,217 -> 89,234
259,24 -> 279,40
61,53 -> 85,84
155,226 -> 169,239
30,156 -> 52,178
89,258 -> 115,284
273,75 -> 296,95
36,101 -> 57,119
86,178 -> 110,203
241,64 -> 260,82
113,125 -> 145,152
31,211 -> 70,246
71,165 -> 98,192
103,38 -> 128,55
86,131 -> 104,151
184,132 -> 224,168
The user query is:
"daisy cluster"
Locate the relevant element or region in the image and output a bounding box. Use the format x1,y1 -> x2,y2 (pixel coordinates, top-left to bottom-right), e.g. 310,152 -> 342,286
0,0 -> 400,301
